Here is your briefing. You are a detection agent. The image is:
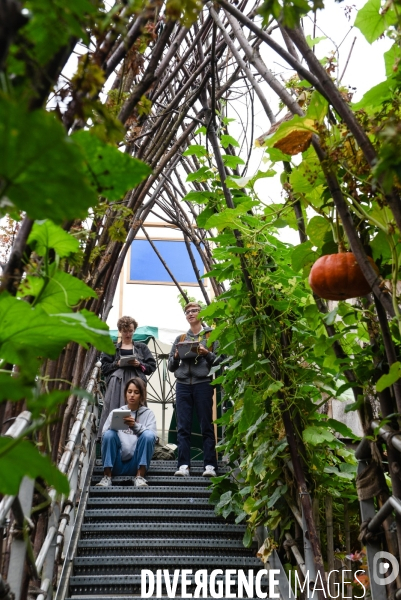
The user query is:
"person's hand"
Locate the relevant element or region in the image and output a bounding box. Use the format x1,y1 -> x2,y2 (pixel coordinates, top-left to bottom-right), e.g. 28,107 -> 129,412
132,359 -> 141,367
198,345 -> 209,356
174,349 -> 179,359
124,416 -> 136,427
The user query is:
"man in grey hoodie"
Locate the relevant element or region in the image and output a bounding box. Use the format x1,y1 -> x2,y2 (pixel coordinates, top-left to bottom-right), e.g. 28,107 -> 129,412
168,302 -> 220,478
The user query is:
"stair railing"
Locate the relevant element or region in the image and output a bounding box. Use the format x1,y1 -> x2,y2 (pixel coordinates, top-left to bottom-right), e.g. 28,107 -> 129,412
0,364 -> 101,600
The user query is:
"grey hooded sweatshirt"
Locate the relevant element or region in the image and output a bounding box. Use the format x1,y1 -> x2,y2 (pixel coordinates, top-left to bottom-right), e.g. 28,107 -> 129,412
167,327 -> 221,385
102,404 -> 157,461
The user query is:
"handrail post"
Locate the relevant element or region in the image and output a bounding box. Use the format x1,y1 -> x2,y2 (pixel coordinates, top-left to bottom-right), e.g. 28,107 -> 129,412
1,411 -> 34,600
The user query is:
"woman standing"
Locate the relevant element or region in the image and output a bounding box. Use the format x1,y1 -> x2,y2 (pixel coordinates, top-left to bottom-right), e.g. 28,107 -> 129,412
97,377 -> 157,487
98,316 -> 156,434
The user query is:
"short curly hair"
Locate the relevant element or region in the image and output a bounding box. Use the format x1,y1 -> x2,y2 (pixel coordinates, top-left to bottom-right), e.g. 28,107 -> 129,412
117,316 -> 138,332
184,302 -> 202,313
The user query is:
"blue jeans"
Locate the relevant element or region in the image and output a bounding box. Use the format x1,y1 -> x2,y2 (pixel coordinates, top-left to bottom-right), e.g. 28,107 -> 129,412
102,429 -> 156,476
175,381 -> 217,469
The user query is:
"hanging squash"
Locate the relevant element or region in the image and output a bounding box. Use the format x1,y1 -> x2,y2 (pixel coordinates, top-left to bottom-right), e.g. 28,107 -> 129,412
309,253 -> 379,301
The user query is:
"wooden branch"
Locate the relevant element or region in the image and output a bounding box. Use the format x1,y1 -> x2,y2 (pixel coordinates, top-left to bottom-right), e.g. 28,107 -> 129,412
104,5 -> 158,77
218,0 -> 323,93
118,20 -> 176,125
0,217 -> 33,295
209,5 -> 276,124
183,233 -> 210,305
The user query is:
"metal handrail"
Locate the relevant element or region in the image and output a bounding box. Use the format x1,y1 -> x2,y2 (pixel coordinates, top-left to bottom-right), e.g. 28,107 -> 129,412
1,365 -> 101,600
0,411 -> 32,527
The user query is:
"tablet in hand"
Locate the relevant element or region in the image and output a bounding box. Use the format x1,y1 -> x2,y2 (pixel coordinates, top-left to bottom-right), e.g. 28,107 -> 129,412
110,410 -> 131,430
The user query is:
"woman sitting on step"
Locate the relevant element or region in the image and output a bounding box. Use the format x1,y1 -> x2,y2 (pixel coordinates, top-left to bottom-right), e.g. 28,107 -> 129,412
97,377 -> 157,488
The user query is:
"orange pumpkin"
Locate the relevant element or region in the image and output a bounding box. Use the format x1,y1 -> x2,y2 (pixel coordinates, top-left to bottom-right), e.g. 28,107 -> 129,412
309,253 -> 379,301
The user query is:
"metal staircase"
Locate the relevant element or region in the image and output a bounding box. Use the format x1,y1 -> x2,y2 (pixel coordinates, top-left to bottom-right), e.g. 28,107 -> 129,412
61,459 -> 265,599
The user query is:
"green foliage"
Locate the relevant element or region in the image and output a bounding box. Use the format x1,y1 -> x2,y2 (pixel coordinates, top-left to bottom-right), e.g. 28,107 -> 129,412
354,0 -> 396,44
0,293 -> 114,365
165,0 -> 203,27
183,130 -> 363,547
28,220 -> 80,257
177,290 -> 206,311
0,437 -> 69,496
376,362 -> 401,392
73,130 -> 151,200
258,0 -> 324,28
0,97 -> 97,221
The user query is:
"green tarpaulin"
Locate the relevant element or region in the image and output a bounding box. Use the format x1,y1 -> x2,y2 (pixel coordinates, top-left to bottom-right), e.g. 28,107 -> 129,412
109,325 -> 158,344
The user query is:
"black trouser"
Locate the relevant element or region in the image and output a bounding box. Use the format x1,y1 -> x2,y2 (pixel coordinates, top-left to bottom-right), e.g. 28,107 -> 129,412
175,381 -> 217,469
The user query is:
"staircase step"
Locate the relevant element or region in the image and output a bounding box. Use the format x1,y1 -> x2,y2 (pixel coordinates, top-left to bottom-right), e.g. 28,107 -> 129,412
73,555 -> 264,575
83,508 -> 230,523
68,574 -> 269,597
90,475 -> 213,486
93,465 -> 229,475
66,459 -> 261,598
89,485 -> 210,497
80,522 -> 246,540
87,497 -> 211,509
77,538 -> 256,557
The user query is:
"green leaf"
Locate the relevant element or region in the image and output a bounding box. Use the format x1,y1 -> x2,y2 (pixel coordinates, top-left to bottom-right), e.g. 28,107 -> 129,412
204,201 -> 258,231
0,293 -> 115,364
186,166 -> 213,182
327,418 -> 358,440
28,388 -> 93,419
182,144 -> 208,157
265,381 -> 284,397
370,230 -> 392,263
267,485 -> 285,508
182,190 -> 216,204
221,135 -> 240,149
0,438 -> 69,496
354,0 -> 396,44
305,35 -> 326,48
322,306 -> 338,326
0,373 -> 34,403
243,526 -> 253,547
197,206 -> 215,228
0,98 -> 97,221
352,79 -> 394,111
264,148 -> 291,162
291,241 -> 319,273
384,44 -> 401,76
222,155 -> 245,169
306,91 -> 328,123
243,496 -> 256,514
20,269 -> 97,314
28,220 -> 79,258
306,216 -> 331,246
303,425 -> 336,445
73,130 -> 151,200
376,361 -> 401,392
20,0 -> 95,65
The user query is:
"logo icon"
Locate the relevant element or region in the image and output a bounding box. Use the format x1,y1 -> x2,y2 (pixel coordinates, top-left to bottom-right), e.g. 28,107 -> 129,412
372,551 -> 399,586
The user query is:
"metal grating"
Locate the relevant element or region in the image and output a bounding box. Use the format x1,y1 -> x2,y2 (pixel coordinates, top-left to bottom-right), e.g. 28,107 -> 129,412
65,459 -> 263,598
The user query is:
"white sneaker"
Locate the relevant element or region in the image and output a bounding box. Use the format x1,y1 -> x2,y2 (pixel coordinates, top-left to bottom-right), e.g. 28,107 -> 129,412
134,475 -> 148,487
96,475 -> 112,487
203,465 -> 216,477
175,465 -> 190,476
